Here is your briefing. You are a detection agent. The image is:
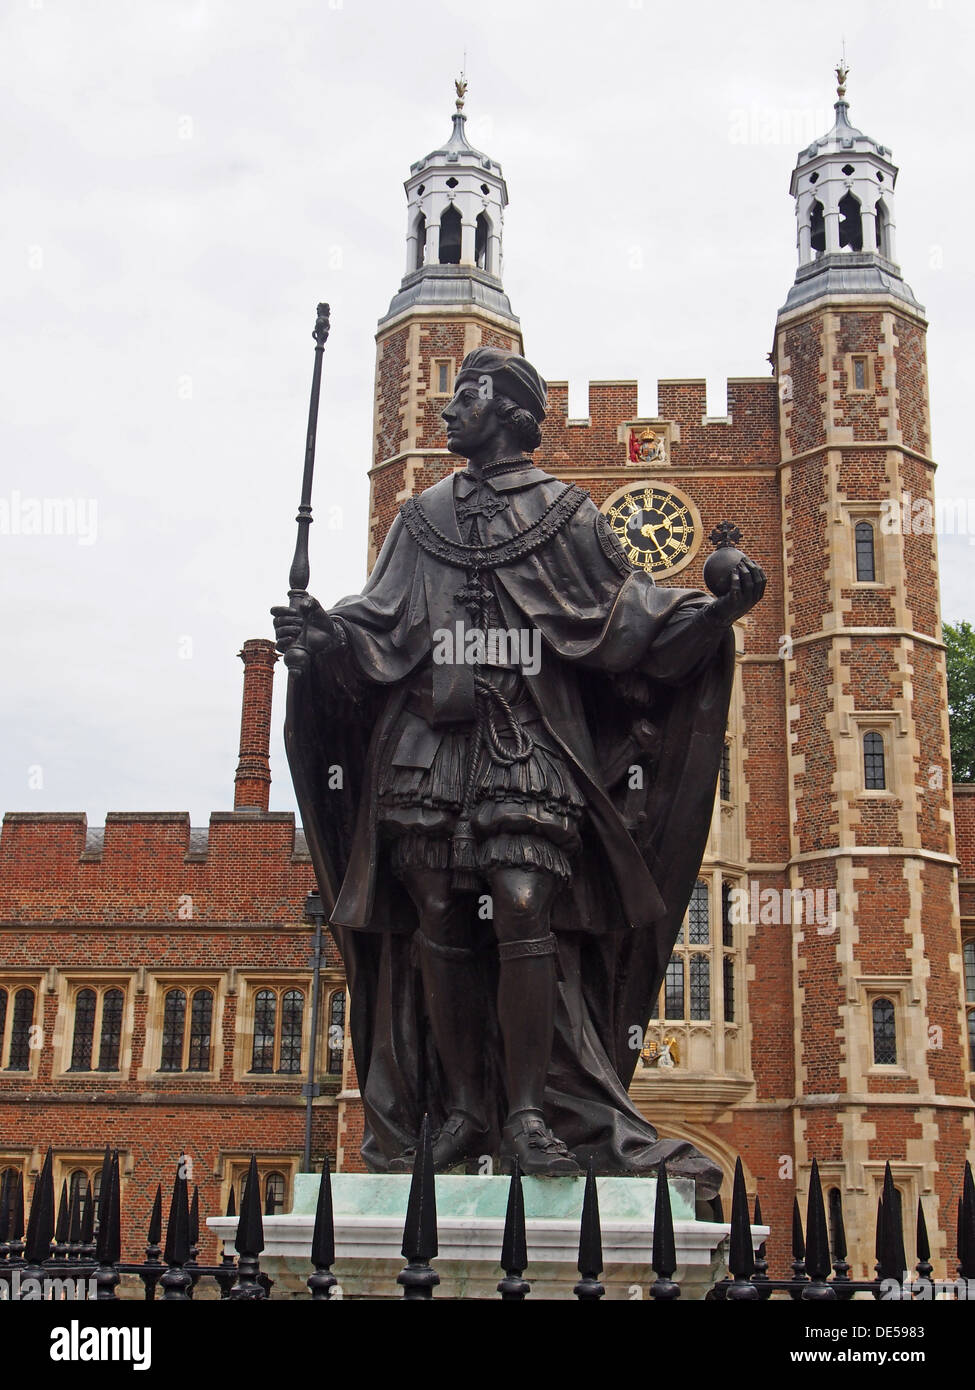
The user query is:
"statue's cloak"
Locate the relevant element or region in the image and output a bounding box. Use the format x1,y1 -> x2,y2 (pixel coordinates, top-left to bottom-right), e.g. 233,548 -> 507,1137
285,468 -> 734,1193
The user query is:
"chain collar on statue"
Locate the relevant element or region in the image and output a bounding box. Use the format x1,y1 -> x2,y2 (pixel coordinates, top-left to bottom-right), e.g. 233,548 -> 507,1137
401,483 -> 587,571
461,455 -> 536,483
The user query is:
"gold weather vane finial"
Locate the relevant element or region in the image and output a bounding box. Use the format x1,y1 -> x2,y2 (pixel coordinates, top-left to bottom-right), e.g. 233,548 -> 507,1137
455,71 -> 468,112
836,44 -> 849,101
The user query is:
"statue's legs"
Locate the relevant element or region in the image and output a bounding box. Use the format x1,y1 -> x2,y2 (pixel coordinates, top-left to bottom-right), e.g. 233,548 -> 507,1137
490,866 -> 580,1176
397,866 -> 489,1169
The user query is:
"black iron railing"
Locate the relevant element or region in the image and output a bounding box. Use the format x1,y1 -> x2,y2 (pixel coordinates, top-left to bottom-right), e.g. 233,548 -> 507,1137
1,1134 -> 973,1301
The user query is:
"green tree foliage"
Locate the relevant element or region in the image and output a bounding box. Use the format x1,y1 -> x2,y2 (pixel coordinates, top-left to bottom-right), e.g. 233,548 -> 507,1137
945,620 -> 975,783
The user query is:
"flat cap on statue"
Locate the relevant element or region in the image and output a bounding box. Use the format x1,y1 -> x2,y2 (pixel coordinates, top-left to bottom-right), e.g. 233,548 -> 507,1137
454,347 -> 548,422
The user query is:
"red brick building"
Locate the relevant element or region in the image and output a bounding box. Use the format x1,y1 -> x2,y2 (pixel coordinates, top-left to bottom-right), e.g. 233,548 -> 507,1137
2,75 -> 973,1277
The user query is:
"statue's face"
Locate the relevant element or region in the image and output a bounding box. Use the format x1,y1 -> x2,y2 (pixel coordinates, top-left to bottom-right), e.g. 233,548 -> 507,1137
441,379 -> 501,458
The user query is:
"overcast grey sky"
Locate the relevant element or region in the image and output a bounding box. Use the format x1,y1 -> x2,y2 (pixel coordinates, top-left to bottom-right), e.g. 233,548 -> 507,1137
2,0 -> 972,827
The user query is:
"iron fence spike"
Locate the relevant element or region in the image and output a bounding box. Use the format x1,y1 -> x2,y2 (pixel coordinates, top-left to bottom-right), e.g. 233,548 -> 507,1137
401,1114 -> 438,1264
500,1158 -> 528,1277
147,1185 -> 162,1246
235,1154 -> 265,1258
791,1195 -> 805,1261
24,1146 -> 56,1265
310,1152 -> 336,1271
650,1160 -> 680,1299
55,1180 -> 70,1245
804,1159 -> 831,1280
728,1156 -> 755,1281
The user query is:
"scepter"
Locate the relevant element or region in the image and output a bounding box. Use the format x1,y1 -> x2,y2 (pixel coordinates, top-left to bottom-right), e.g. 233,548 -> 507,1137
284,302 -> 331,677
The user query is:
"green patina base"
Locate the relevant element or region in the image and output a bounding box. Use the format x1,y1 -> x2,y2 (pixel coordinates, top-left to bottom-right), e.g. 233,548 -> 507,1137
290,1171 -> 698,1223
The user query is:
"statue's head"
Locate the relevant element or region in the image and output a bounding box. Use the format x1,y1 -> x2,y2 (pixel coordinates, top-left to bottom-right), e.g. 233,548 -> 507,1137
442,347 -> 547,459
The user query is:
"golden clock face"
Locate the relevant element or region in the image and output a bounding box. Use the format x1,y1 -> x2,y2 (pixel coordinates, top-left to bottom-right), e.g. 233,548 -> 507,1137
604,485 -> 699,575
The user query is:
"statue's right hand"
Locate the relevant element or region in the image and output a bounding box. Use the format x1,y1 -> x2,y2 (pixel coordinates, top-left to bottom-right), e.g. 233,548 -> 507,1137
271,597 -> 341,656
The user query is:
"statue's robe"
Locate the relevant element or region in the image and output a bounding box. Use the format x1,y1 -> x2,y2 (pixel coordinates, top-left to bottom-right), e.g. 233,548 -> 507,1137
285,463 -> 734,1197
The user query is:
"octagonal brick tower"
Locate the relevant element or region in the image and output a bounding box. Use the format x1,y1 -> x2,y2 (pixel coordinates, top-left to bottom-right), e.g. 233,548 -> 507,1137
368,78 -> 524,568
773,64 -> 972,1274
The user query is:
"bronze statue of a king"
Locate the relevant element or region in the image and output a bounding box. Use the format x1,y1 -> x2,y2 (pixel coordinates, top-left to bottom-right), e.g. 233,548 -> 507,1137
272,347 -> 765,1196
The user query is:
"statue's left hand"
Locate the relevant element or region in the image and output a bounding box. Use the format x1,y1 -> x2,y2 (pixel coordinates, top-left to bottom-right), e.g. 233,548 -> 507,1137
707,556 -> 766,624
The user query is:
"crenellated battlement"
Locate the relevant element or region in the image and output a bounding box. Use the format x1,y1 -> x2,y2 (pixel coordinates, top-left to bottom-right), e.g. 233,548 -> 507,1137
539,376 -> 780,470
0,811 -> 313,924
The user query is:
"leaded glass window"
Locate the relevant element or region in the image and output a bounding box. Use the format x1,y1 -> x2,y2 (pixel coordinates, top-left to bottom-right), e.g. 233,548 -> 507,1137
863,731 -> 886,790
688,880 -> 709,945
720,743 -> 731,801
723,955 -> 735,1023
278,990 -> 304,1074
689,954 -> 710,1021
68,1169 -> 90,1211
327,990 -> 346,1075
70,989 -> 97,1071
7,988 -> 35,1070
721,882 -> 735,947
160,988 -> 186,1071
964,940 -> 975,1068
251,990 -> 276,1073
264,1171 -> 285,1214
855,520 -> 876,581
664,957 -> 684,1019
872,997 -> 897,1065
97,988 -> 124,1072
187,989 -> 213,1072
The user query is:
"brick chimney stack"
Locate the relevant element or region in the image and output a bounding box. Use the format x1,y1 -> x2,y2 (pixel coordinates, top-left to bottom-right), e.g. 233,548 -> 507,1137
234,638 -> 278,812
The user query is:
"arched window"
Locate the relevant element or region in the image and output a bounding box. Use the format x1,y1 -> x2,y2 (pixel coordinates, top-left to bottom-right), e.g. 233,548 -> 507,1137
249,986 -> 305,1074
0,1166 -> 19,1218
68,1168 -> 91,1212
872,997 -> 897,1065
475,211 -> 490,271
158,985 -> 212,1072
98,988 -> 124,1071
278,989 -> 304,1074
876,200 -> 890,258
439,205 -> 461,264
327,989 -> 346,1075
70,988 -> 97,1071
855,520 -> 876,581
187,988 -> 213,1072
264,1170 -> 285,1215
251,989 -> 277,1073
160,988 -> 186,1071
838,191 -> 863,251
810,199 -> 825,255
863,731 -> 886,790
827,1187 -> 845,1257
7,988 -> 35,1070
413,212 -> 426,270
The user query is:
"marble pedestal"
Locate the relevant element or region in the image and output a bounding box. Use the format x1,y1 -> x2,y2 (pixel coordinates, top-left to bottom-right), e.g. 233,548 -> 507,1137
208,1173 -> 759,1300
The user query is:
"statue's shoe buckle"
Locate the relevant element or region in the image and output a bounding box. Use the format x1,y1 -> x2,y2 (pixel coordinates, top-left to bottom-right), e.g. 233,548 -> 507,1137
500,1111 -> 581,1177
432,1111 -> 488,1171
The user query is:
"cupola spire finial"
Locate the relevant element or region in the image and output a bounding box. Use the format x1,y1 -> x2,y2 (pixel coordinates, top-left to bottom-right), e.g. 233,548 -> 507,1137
455,71 -> 468,112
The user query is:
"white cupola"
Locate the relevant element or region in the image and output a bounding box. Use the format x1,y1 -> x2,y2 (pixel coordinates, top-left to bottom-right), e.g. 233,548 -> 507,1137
380,78 -> 518,327
782,64 -> 922,312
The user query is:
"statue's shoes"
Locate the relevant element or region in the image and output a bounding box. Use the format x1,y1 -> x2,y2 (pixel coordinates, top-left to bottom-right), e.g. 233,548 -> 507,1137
500,1111 -> 581,1177
431,1111 -> 488,1171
